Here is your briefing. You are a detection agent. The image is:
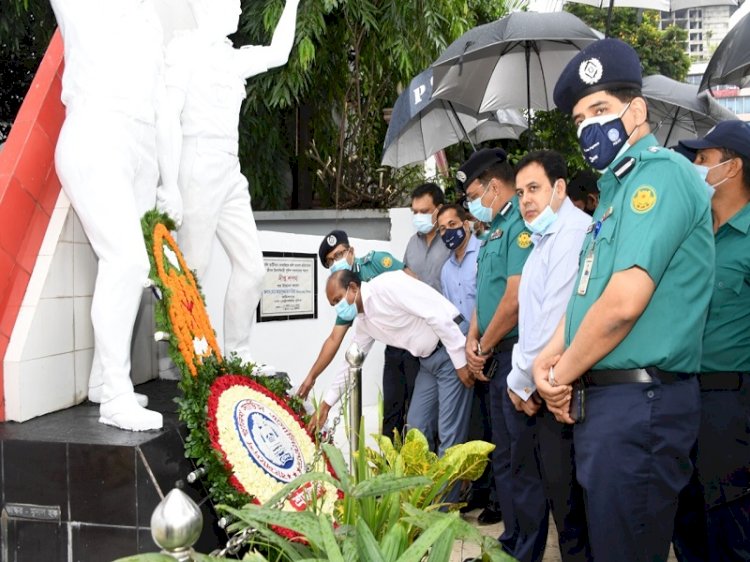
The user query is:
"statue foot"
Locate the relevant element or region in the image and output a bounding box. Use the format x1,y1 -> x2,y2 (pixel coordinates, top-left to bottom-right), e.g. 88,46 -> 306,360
99,394 -> 163,431
89,387 -> 148,407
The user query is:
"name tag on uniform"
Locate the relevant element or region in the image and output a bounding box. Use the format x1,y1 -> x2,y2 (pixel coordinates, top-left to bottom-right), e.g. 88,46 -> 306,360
577,247 -> 595,296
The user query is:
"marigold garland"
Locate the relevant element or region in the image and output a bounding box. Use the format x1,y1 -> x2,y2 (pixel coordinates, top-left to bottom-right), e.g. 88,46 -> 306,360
152,222 -> 222,375
140,211 -> 313,514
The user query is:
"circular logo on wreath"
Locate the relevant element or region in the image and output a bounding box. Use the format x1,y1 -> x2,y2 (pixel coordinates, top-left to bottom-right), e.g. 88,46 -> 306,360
234,398 -> 305,483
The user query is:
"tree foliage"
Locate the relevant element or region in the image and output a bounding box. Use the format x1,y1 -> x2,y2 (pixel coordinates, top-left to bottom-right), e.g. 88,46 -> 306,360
0,0 -> 55,143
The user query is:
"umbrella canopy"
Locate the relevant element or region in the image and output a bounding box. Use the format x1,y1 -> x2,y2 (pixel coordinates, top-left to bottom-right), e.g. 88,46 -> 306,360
642,74 -> 738,145
699,12 -> 750,92
565,0 -> 736,11
381,68 -> 527,168
431,12 -> 602,115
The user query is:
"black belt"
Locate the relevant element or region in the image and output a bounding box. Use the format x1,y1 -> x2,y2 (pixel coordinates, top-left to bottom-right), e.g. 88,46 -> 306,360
581,367 -> 694,387
428,340 -> 444,357
698,372 -> 746,391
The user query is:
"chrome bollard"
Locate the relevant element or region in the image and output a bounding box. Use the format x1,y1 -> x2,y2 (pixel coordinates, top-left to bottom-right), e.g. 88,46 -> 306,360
345,342 -> 366,462
151,488 -> 203,561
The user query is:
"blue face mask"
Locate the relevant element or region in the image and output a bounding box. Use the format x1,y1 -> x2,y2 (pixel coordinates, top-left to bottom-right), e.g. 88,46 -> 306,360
330,257 -> 352,273
334,287 -> 358,322
441,225 -> 466,250
467,187 -> 496,223
412,212 -> 435,234
524,183 -> 559,235
577,102 -> 632,170
694,160 -> 730,199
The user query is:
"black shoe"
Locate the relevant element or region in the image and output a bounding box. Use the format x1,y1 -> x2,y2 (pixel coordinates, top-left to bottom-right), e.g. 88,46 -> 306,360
477,507 -> 502,525
459,494 -> 488,513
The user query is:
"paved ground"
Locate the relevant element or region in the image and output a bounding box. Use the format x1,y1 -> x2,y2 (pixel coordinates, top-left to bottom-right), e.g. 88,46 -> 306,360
450,510 -> 678,561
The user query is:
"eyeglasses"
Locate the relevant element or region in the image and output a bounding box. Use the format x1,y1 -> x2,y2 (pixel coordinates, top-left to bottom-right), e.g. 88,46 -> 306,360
326,247 -> 350,267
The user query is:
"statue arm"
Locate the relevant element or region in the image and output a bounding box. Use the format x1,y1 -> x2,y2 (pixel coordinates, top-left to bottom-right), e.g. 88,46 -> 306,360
235,0 -> 300,78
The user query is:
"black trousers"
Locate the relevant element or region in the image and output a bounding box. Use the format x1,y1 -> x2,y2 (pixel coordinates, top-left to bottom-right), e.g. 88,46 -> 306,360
381,345 -> 419,440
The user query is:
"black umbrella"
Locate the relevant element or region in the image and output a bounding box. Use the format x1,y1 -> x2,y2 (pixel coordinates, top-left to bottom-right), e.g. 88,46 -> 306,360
642,74 -> 738,146
381,68 -> 527,168
699,12 -> 750,93
431,12 -> 602,119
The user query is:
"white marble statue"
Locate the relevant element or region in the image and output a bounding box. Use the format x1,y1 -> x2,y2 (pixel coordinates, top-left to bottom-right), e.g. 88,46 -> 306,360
50,0 -> 183,431
165,0 -> 299,365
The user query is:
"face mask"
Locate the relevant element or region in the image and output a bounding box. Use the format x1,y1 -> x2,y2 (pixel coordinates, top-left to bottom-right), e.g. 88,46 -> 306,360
468,187 -> 497,223
330,256 -> 352,273
441,225 -> 466,250
524,183 -> 559,235
412,212 -> 435,234
334,287 -> 358,322
577,102 -> 632,170
694,160 -> 731,198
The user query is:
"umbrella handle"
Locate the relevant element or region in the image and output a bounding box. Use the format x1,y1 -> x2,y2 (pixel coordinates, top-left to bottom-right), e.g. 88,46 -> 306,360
446,101 -> 477,151
605,0 -> 615,37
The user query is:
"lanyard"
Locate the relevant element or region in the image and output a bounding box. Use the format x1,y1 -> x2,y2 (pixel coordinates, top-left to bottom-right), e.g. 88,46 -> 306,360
578,206 -> 614,296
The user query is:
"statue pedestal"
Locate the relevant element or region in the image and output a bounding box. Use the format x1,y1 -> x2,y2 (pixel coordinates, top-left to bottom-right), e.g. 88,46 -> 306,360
0,380 -> 223,561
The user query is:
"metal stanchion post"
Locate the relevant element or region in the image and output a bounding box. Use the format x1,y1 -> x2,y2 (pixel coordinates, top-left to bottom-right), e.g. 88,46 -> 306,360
345,342 -> 366,463
150,488 -> 203,561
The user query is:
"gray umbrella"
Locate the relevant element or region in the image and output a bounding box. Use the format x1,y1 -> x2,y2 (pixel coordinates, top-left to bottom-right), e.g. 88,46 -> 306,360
699,12 -> 750,93
381,68 -> 527,168
642,74 -> 738,146
431,12 -> 602,116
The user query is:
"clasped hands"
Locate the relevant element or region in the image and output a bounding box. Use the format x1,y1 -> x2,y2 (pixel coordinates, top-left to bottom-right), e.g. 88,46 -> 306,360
532,354 -> 575,425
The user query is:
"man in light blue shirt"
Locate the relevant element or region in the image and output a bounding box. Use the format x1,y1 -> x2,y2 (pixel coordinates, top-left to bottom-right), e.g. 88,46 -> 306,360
507,150 -> 591,562
438,203 -> 479,336
438,203 -> 501,523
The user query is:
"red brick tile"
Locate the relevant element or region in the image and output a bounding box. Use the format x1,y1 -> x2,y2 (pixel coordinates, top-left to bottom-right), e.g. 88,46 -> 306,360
0,176 -> 36,259
17,205 -> 50,274
13,123 -> 56,202
0,265 -> 29,338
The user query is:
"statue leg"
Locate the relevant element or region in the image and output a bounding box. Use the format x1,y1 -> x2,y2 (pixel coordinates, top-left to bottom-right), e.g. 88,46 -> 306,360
215,161 -> 265,364
55,110 -> 162,430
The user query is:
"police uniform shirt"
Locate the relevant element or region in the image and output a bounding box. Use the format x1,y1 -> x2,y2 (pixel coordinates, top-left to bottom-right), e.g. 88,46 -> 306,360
323,270 -> 467,406
334,251 -> 404,326
564,135 -> 715,372
475,196 -> 532,338
701,202 -> 750,372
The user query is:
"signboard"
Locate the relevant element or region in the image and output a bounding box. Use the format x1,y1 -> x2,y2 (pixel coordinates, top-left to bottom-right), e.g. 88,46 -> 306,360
257,252 -> 317,322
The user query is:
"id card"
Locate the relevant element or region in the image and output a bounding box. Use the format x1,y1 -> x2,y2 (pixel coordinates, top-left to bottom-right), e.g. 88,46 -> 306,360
577,247 -> 594,296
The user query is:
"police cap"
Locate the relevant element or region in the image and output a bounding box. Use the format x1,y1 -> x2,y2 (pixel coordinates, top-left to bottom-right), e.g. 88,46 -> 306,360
456,148 -> 508,192
319,230 -> 349,267
553,38 -> 643,115
679,120 -> 750,160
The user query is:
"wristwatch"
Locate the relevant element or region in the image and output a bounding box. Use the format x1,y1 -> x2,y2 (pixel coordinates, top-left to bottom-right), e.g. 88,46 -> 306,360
548,366 -> 557,387
477,341 -> 489,357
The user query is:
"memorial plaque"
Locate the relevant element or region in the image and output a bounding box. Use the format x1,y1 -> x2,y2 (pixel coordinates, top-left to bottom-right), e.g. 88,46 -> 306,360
257,252 -> 317,322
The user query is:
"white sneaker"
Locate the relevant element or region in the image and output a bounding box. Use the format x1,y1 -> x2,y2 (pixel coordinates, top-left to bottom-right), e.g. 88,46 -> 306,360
99,394 -> 163,431
89,387 -> 148,407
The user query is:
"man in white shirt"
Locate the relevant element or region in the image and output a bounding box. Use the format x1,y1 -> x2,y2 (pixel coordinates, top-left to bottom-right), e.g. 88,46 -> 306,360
508,150 -> 591,561
50,0 -> 183,431
165,0 -> 299,364
310,269 -> 473,461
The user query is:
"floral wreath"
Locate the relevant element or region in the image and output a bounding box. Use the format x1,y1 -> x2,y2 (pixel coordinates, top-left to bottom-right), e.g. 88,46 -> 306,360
141,211 -> 325,512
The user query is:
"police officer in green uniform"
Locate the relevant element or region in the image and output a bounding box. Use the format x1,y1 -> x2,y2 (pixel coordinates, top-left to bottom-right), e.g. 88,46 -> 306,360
298,230 -> 413,436
672,120 -> 750,561
532,38 -> 715,562
457,148 -> 538,560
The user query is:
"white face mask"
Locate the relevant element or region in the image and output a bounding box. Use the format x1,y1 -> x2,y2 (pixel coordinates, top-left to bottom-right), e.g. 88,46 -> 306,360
524,182 -> 559,235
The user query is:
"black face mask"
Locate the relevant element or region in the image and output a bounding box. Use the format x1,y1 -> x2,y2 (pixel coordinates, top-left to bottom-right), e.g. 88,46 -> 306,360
441,226 -> 466,250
